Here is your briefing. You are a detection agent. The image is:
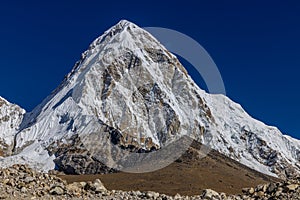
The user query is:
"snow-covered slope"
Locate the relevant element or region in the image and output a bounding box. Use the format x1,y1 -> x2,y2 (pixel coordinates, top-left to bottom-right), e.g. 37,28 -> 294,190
0,97 -> 25,156
2,20 -> 299,177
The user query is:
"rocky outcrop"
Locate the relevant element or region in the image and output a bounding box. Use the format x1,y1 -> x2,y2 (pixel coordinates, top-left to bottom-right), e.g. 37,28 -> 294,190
0,97 -> 25,156
47,134 -> 116,174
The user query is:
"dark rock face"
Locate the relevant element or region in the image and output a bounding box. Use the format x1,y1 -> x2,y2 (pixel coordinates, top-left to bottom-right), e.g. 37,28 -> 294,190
243,129 -> 300,179
47,134 -> 115,175
46,123 -> 159,174
54,154 -> 114,175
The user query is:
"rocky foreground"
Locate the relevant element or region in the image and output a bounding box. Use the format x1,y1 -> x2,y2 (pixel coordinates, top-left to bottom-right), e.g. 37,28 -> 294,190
0,165 -> 299,200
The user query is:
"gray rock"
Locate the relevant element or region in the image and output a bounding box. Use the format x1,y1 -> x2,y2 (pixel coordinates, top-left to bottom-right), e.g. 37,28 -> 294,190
267,183 -> 276,194
284,184 -> 299,192
66,182 -> 82,193
24,176 -> 35,184
49,186 -> 64,195
93,179 -> 107,193
255,191 -> 265,198
202,189 -> 221,199
174,193 -> 181,199
146,191 -> 160,199
242,187 -> 255,195
220,192 -> 227,199
2,178 -> 9,184
20,187 -> 27,193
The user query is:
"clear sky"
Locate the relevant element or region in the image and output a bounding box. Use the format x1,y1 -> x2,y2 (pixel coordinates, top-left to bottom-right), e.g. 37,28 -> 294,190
0,1 -> 299,139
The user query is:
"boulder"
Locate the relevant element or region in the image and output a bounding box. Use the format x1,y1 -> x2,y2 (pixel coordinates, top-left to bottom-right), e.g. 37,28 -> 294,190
146,191 -> 160,199
202,189 -> 221,199
49,186 -> 64,195
284,184 -> 299,192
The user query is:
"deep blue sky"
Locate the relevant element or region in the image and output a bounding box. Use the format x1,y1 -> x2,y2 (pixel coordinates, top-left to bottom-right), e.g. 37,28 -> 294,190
0,1 -> 299,139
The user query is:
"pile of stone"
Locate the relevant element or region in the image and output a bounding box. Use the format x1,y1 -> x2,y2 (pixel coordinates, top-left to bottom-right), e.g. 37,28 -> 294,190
197,180 -> 300,200
0,164 -> 107,199
239,179 -> 300,200
0,164 -> 299,200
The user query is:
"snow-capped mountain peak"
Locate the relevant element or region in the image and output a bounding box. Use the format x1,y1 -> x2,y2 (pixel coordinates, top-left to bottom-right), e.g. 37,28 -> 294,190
0,20 -> 299,178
